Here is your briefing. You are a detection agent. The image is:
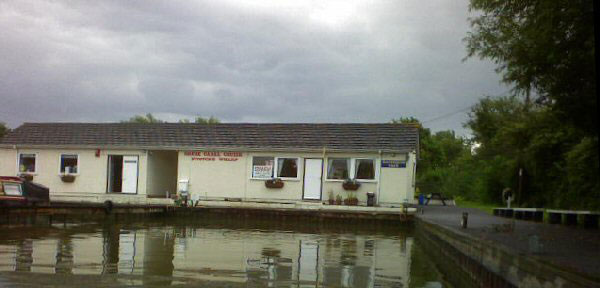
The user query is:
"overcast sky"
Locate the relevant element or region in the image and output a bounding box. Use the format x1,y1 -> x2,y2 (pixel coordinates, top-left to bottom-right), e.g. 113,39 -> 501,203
0,0 -> 506,135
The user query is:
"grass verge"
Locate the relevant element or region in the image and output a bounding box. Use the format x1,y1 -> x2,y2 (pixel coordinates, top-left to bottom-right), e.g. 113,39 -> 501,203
454,197 -> 496,214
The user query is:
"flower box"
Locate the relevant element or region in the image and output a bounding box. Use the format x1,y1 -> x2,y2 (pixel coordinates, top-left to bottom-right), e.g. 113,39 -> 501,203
265,179 -> 284,189
342,179 -> 361,191
60,174 -> 76,183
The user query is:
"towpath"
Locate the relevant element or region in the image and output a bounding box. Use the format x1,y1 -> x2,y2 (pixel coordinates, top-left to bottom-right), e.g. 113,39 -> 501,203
417,205 -> 600,283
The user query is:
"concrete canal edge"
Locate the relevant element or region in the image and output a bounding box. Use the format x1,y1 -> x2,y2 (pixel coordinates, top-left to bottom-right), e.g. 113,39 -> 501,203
415,218 -> 599,288
0,202 -> 416,225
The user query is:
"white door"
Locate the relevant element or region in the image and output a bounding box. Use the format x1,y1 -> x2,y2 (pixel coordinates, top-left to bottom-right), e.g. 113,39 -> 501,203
122,156 -> 138,194
303,159 -> 322,200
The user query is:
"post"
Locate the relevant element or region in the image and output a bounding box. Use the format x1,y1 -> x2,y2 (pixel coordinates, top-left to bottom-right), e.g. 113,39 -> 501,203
517,168 -> 523,206
461,212 -> 468,228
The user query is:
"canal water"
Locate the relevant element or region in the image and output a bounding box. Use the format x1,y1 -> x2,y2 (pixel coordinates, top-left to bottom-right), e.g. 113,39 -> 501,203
0,215 -> 449,287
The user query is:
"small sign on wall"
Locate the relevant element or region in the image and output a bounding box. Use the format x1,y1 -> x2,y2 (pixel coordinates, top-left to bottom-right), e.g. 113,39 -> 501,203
381,160 -> 406,168
253,165 -> 273,178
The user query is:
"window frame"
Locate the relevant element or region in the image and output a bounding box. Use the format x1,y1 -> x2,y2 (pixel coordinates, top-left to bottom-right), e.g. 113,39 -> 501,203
250,156 -> 301,181
17,152 -> 38,175
275,157 -> 301,180
59,153 -> 80,175
250,156 -> 276,180
325,157 -> 379,183
353,158 -> 377,182
325,158 -> 350,181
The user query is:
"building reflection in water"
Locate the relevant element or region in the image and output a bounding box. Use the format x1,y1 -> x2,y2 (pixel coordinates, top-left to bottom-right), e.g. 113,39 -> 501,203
15,239 -> 33,272
0,223 -> 418,287
55,236 -> 74,274
102,222 -> 120,274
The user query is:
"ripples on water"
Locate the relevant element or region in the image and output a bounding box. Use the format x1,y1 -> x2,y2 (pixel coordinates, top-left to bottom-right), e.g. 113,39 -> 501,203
0,215 -> 446,287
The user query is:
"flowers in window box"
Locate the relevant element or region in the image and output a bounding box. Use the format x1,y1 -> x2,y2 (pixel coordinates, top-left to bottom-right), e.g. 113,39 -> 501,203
342,178 -> 360,190
327,190 -> 335,205
343,191 -> 359,206
335,194 -> 343,205
60,174 -> 76,183
265,178 -> 284,188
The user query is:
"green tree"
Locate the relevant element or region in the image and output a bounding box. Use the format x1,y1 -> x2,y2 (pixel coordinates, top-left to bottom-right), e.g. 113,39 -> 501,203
122,113 -> 165,123
178,116 -> 220,124
464,0 -> 597,209
123,114 -> 221,124
465,0 -> 596,135
464,96 -> 599,209
0,122 -> 9,139
194,116 -> 220,124
391,118 -> 471,197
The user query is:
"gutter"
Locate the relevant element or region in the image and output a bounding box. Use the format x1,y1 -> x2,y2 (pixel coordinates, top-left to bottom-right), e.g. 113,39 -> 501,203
0,144 -> 413,154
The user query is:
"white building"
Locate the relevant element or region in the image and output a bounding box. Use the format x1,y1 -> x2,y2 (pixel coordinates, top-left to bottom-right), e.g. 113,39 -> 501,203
0,123 -> 418,206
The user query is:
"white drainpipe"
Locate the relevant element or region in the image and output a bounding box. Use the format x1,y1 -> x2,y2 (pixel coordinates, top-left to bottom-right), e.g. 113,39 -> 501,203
376,150 -> 382,205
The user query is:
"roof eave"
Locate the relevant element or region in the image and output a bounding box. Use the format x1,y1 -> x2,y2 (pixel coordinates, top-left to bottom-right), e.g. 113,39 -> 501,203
0,143 -> 412,154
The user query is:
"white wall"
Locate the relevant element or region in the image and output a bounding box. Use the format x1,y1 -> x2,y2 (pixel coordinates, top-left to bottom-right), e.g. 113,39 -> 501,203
378,152 -> 416,205
0,147 -> 148,196
177,151 -> 247,199
0,147 -> 416,205
176,150 -> 416,205
146,150 -> 178,197
0,149 -> 17,176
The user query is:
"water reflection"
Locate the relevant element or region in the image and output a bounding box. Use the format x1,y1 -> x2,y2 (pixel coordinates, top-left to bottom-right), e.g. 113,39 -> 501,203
0,216 -> 446,287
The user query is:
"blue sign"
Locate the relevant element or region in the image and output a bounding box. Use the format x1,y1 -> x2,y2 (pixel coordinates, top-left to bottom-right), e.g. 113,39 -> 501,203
381,160 -> 406,168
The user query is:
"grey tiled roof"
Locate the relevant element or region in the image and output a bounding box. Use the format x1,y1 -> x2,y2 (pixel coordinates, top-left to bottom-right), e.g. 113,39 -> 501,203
1,123 -> 418,152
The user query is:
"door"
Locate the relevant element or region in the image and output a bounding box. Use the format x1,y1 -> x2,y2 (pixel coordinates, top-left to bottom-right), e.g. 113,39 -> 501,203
303,159 -> 323,200
122,156 -> 138,194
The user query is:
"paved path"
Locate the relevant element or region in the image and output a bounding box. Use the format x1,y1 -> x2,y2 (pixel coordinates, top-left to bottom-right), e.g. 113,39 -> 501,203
417,205 -> 600,281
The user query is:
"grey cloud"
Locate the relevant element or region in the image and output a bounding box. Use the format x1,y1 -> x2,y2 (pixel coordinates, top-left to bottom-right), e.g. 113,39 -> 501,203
0,0 -> 506,135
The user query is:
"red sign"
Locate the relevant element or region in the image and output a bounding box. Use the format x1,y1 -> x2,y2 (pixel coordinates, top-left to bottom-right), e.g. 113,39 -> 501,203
185,151 -> 242,162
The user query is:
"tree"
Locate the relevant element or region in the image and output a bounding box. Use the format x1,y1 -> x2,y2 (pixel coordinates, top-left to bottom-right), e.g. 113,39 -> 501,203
123,114 -> 221,124
464,0 -> 598,209
0,122 -> 9,140
465,0 -> 596,135
178,116 -> 220,124
194,116 -> 220,124
122,113 -> 164,123
391,118 -> 471,196
464,96 -> 599,209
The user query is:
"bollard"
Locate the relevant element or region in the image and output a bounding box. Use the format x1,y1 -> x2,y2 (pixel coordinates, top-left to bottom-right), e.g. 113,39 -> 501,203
461,212 -> 468,228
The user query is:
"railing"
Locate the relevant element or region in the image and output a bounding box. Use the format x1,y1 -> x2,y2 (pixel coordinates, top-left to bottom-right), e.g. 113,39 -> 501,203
493,207 -> 599,229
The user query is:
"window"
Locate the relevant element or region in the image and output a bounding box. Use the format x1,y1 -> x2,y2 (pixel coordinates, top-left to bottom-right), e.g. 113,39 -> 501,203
18,153 -> 36,173
252,156 -> 300,179
355,159 -> 375,180
252,157 -> 274,179
2,182 -> 22,196
326,158 -> 378,181
327,158 -> 349,180
277,158 -> 298,178
60,154 -> 79,174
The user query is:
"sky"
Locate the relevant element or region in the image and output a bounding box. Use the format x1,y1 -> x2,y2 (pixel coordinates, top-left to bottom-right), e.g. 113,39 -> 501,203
0,0 -> 507,135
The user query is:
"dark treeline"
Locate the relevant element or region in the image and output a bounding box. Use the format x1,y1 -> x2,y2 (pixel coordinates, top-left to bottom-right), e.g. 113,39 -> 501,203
122,113 -> 220,124
0,122 -> 7,140
404,0 -> 597,209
